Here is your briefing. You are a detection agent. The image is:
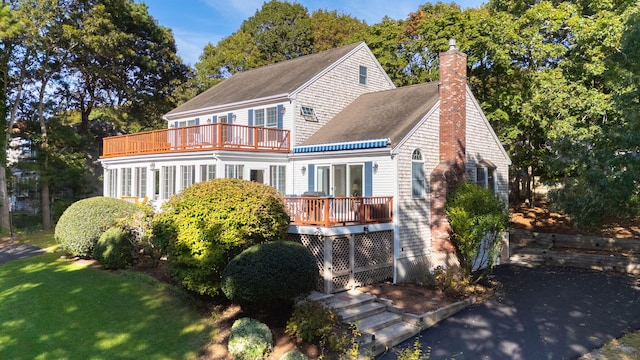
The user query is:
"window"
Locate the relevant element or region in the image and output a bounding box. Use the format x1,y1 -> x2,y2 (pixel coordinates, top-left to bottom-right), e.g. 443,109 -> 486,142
475,163 -> 497,194
200,164 -> 216,181
255,109 -> 265,127
225,164 -> 244,179
301,106 -> 317,122
359,65 -> 367,85
253,106 -> 277,127
176,119 -> 196,128
121,168 -> 132,196
181,165 -> 195,190
270,165 -> 286,195
161,166 -> 176,200
135,167 -> 147,198
106,169 -> 118,197
412,149 -> 425,198
266,107 -> 277,128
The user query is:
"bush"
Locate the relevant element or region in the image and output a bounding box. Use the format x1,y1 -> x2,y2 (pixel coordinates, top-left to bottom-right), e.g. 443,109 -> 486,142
222,241 -> 318,304
55,197 -> 140,257
228,317 -> 273,360
280,350 -> 309,360
159,178 -> 290,296
445,182 -> 508,281
285,300 -> 339,343
94,226 -> 138,269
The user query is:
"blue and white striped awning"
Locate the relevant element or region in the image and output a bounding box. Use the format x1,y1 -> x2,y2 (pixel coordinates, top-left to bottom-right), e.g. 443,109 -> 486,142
293,138 -> 390,153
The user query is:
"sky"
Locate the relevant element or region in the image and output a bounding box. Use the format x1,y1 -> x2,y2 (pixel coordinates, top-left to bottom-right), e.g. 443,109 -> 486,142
141,0 -> 486,66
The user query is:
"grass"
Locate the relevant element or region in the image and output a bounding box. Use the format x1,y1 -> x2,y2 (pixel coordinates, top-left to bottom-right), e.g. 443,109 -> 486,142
0,232 -> 215,360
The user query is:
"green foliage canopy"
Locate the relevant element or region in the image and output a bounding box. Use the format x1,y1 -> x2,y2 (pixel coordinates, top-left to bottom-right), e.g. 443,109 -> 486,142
158,178 -> 290,297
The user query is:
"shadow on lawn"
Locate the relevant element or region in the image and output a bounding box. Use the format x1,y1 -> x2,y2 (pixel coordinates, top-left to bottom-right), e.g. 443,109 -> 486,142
0,253 -> 212,360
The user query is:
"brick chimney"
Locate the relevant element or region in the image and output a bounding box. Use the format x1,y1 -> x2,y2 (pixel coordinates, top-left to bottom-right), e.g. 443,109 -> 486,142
430,39 -> 467,266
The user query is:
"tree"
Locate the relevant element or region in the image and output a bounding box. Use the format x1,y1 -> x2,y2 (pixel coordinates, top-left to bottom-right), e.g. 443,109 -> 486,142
0,0 -> 22,231
60,0 -> 189,133
310,9 -> 368,52
4,0 -> 187,229
194,0 -> 314,93
240,0 -> 313,64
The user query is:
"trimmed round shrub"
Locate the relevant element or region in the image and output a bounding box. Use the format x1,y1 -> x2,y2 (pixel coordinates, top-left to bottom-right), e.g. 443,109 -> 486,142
222,241 -> 319,304
158,178 -> 290,297
55,196 -> 140,257
94,226 -> 138,269
228,317 -> 273,360
280,350 -> 309,360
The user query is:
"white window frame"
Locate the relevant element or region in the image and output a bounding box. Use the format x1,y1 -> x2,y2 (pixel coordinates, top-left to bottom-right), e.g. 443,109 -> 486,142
359,65 -> 367,85
200,164 -> 216,181
412,149 -> 425,199
225,164 -> 244,179
300,106 -> 317,122
269,165 -> 286,195
181,165 -> 195,190
476,166 -> 497,194
266,107 -> 277,128
106,168 -> 118,197
135,167 -> 147,198
161,166 -> 176,200
121,168 -> 132,197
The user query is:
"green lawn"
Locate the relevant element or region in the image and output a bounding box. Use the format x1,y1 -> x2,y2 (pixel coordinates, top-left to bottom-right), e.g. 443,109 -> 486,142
0,232 -> 214,360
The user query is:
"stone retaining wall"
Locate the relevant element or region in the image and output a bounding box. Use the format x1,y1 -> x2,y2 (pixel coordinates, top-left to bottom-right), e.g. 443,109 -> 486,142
509,229 -> 640,275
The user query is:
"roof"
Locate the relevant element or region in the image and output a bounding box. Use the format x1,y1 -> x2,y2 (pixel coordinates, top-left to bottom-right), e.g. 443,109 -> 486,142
303,82 -> 440,148
166,42 -> 364,118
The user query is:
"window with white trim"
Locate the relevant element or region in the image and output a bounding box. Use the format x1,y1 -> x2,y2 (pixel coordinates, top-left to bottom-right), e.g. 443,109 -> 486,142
300,106 -> 317,122
266,107 -> 277,127
161,166 -> 176,200
412,149 -> 425,198
359,65 -> 367,85
181,165 -> 195,190
200,164 -> 216,181
177,119 -> 197,128
121,168 -> 132,196
225,164 -> 244,179
254,106 -> 278,127
476,166 -> 497,194
106,168 -> 118,197
270,165 -> 286,195
135,167 -> 147,198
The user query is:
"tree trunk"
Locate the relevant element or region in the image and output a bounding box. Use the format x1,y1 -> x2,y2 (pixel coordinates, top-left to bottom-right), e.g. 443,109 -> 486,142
38,73 -> 52,230
0,45 -> 10,230
41,165 -> 51,230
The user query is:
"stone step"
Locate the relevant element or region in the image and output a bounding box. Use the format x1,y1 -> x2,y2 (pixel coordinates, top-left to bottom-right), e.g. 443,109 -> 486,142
322,290 -> 377,311
368,321 -> 421,353
356,310 -> 403,334
339,300 -> 387,323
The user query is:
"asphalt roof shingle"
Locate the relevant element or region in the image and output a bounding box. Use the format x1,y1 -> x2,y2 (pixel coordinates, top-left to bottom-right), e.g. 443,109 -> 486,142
165,42 -> 363,117
303,82 -> 440,148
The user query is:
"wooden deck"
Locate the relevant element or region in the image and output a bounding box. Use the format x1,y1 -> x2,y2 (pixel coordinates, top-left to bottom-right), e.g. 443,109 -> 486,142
284,196 -> 393,227
102,123 -> 290,158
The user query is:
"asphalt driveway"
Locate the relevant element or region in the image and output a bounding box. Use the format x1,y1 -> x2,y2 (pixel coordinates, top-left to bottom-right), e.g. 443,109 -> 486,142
378,264 -> 640,360
0,243 -> 45,264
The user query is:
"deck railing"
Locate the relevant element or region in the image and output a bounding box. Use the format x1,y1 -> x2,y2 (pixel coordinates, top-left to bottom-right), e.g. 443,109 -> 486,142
284,196 -> 393,227
102,123 -> 291,157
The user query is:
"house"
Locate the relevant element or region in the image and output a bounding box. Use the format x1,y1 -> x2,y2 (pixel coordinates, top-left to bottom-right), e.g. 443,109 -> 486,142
100,40 -> 511,293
